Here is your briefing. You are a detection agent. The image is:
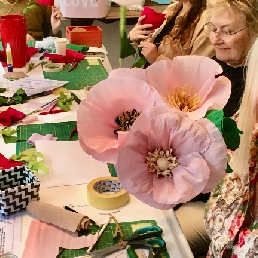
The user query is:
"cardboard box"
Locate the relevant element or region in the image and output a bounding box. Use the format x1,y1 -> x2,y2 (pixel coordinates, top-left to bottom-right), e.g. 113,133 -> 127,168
66,26 -> 102,47
59,0 -> 110,18
0,165 -> 40,216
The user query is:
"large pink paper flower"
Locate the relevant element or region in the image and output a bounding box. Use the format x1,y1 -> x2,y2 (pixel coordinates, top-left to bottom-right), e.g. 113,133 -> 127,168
109,56 -> 231,120
115,106 -> 227,210
77,77 -> 165,164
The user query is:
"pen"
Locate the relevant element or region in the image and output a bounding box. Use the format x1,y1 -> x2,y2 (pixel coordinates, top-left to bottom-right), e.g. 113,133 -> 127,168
6,43 -> 13,72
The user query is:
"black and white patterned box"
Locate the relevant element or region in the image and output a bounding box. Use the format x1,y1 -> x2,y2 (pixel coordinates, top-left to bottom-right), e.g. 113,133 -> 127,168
0,164 -> 40,216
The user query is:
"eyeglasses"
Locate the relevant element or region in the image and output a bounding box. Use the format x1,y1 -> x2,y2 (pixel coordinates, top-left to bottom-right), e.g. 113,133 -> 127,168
204,22 -> 246,40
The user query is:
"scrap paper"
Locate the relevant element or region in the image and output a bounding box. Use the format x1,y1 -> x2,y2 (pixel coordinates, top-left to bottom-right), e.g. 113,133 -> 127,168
0,213 -> 22,257
22,220 -> 98,258
35,140 -> 110,188
9,77 -> 68,96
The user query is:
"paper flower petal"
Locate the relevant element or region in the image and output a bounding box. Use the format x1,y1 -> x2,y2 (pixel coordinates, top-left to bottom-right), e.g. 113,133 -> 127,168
77,77 -> 166,164
115,106 -> 227,209
109,56 -> 231,120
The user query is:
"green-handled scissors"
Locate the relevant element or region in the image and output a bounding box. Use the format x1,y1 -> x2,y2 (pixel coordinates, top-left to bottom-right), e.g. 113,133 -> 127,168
85,225 -> 166,258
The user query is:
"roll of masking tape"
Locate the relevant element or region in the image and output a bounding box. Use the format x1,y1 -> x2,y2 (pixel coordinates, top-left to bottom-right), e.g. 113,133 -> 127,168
87,176 -> 130,210
43,63 -> 63,72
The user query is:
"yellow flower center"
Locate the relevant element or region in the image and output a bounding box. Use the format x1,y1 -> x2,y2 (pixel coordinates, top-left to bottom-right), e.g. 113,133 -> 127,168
168,85 -> 201,112
114,109 -> 140,134
146,148 -> 179,177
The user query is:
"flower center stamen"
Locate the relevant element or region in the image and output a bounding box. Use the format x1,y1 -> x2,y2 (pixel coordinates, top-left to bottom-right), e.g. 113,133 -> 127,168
168,85 -> 201,112
146,148 -> 179,177
114,109 -> 140,134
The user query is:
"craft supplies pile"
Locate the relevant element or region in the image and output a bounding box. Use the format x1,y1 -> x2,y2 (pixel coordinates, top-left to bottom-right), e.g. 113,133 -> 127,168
77,55 -> 242,210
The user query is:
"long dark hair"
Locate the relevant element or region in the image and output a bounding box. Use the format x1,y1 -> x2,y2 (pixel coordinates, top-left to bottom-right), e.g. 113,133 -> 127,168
166,0 -> 207,44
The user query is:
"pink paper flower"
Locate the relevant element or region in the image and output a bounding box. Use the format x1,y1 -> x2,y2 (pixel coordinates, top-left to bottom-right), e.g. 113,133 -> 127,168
141,6 -> 166,29
109,56 -> 231,120
77,77 -> 165,164
115,106 -> 227,209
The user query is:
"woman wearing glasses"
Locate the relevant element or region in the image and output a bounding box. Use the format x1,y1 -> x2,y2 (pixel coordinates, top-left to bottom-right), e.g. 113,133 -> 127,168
174,0 -> 258,257
128,0 -> 214,66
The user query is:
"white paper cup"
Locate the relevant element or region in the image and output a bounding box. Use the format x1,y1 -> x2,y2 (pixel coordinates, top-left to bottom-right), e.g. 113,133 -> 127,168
54,38 -> 67,55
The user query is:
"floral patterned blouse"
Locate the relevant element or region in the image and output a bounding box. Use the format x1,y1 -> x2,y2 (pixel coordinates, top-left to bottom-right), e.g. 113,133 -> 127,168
205,126 -> 258,258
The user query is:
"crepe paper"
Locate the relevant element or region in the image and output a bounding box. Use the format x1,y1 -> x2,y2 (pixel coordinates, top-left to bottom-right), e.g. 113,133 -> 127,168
109,56 -> 232,120
0,127 -> 24,144
77,76 -> 165,164
131,55 -> 147,68
27,201 -> 91,232
205,109 -> 242,151
119,6 -> 136,62
35,140 -> 110,188
39,103 -> 65,115
10,150 -> 49,174
0,88 -> 6,93
52,87 -> 70,95
115,106 -> 228,210
43,49 -> 85,64
56,91 -> 75,111
66,44 -> 89,53
71,92 -> 81,105
27,133 -> 57,145
22,220 -> 98,258
0,153 -> 24,169
0,88 -> 28,107
0,107 -> 25,126
141,7 -> 166,29
36,0 -> 54,6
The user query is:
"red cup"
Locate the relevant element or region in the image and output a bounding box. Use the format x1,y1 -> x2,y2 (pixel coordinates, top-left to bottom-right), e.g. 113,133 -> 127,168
0,15 -> 27,68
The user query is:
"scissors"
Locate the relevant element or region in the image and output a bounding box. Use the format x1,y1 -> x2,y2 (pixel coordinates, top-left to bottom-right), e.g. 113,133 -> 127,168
85,225 -> 166,258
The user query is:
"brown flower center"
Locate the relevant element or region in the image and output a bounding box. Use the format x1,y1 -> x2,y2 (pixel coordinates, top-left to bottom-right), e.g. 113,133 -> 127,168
168,85 -> 201,112
146,148 -> 179,177
114,109 -> 140,134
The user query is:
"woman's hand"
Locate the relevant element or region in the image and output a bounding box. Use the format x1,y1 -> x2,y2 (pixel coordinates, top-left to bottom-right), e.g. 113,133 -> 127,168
51,6 -> 63,35
139,41 -> 158,64
128,15 -> 154,42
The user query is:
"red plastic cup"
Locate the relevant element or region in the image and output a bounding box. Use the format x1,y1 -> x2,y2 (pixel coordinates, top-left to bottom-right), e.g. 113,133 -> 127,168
1,14 -> 27,68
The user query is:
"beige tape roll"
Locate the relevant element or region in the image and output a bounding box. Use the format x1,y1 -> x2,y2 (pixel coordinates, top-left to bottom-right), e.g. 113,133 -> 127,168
87,176 -> 130,210
43,63 -> 63,72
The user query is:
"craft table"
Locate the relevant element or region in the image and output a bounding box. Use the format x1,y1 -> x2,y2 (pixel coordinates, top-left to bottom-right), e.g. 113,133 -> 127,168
0,46 -> 194,258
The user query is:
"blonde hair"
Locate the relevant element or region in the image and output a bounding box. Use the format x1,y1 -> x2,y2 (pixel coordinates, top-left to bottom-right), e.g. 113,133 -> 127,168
232,37 -> 258,178
207,0 -> 258,40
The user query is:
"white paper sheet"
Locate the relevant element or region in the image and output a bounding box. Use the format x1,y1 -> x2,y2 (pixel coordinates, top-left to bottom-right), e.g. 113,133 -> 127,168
10,77 -> 68,96
35,140 -> 110,188
0,213 -> 22,257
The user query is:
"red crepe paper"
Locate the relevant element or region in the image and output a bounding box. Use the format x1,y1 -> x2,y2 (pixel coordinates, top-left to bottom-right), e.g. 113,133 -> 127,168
43,49 -> 85,64
39,103 -> 66,115
0,107 -> 25,126
141,6 -> 166,29
36,0 -> 54,6
0,47 -> 38,67
0,153 -> 24,169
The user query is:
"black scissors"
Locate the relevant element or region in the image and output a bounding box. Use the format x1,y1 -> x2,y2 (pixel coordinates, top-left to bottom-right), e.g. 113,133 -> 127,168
85,225 -> 166,258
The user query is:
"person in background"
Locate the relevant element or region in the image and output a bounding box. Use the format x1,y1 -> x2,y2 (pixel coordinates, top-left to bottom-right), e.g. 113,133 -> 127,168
174,0 -> 258,256
0,0 -> 62,40
128,0 -> 214,65
205,33 -> 258,258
